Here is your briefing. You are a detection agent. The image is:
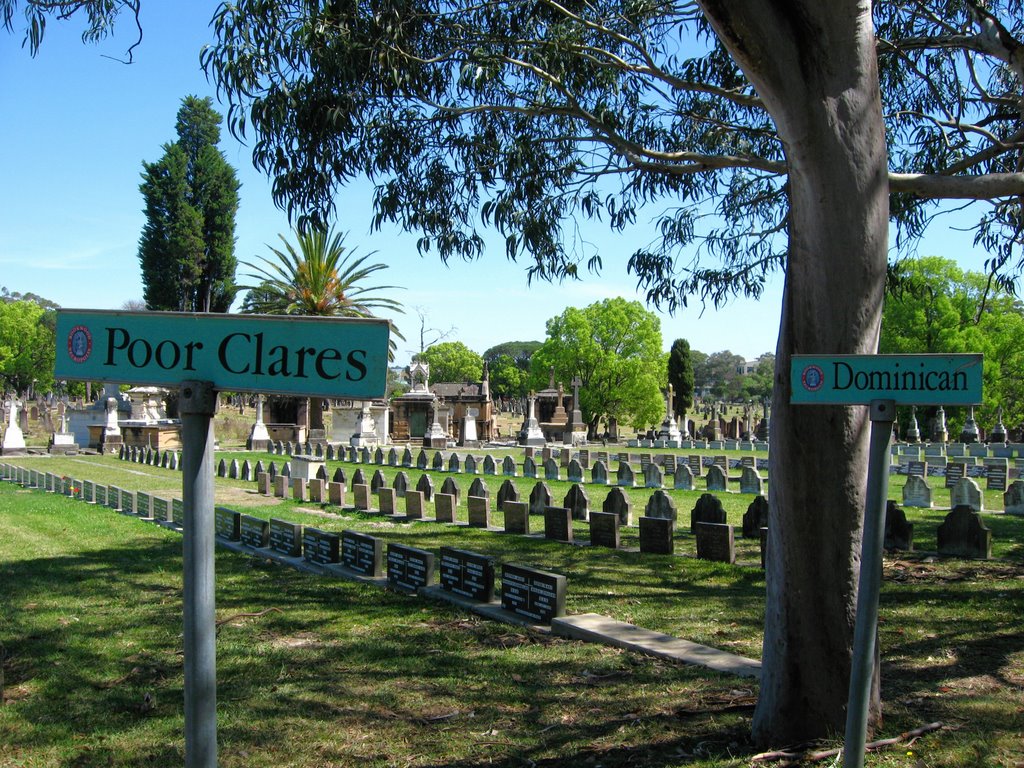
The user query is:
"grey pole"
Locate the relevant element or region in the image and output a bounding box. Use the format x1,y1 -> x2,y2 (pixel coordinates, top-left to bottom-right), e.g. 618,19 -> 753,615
179,381 -> 218,768
843,398 -> 895,768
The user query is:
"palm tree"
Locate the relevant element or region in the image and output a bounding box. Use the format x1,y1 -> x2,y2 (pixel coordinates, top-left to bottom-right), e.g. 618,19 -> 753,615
241,226 -> 405,430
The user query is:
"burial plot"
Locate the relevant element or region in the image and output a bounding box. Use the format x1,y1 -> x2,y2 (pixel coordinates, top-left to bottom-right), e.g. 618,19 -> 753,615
135,491 -> 153,519
690,493 -> 726,533
215,507 -> 241,541
951,477 -> 984,512
273,475 -> 288,498
416,474 -> 434,501
387,447 -> 399,466
601,487 -> 631,526
405,490 -> 426,519
695,522 -> 735,564
884,501 -> 913,551
303,528 -> 340,565
739,467 -> 763,495
94,485 -> 108,507
529,482 -> 552,516
563,484 -> 589,521
502,455 -> 518,476
240,515 -> 270,548
387,543 -> 435,592
673,464 -> 694,491
639,516 -> 674,554
402,447 -> 414,467
468,477 -> 489,499
643,462 -> 663,489
688,455 -> 703,477
937,505 -> 991,559
588,511 -> 620,549
328,482 -> 346,506
342,530 -> 384,577
742,495 -> 769,538
121,491 -> 136,515
543,506 -> 573,542
440,547 -> 495,602
1004,480 -> 1024,516
945,461 -> 966,489
986,459 -> 1009,492
467,495 -> 491,528
440,477 -> 461,506
503,501 -> 530,534
901,475 -> 932,508
392,471 -> 409,498
152,497 -> 171,522
435,493 -> 457,523
500,564 -> 566,624
269,518 -> 303,557
705,464 -> 728,492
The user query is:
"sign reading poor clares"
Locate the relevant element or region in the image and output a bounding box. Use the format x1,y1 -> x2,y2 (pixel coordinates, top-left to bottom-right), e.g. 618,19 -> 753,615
55,309 -> 390,399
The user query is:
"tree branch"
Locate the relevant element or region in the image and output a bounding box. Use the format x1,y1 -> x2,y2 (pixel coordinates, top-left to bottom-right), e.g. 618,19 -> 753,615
889,171 -> 1024,199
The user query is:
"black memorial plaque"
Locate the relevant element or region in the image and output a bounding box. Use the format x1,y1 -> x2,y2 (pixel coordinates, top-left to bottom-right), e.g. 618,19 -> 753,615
543,506 -> 573,542
121,491 -> 135,515
152,497 -> 170,522
387,543 -> 435,592
94,485 -> 108,507
500,564 -> 566,624
987,465 -> 1008,492
172,498 -> 185,525
215,507 -> 241,541
341,530 -> 384,576
269,518 -> 303,556
688,455 -> 702,476
945,461 -> 966,489
439,546 -> 494,602
695,522 -> 736,563
303,527 -> 341,565
135,491 -> 152,518
239,514 -> 270,548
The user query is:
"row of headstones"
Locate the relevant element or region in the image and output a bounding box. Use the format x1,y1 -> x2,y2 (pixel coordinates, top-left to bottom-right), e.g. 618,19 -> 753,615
900,473 -> 1024,513
886,500 -> 994,559
260,464 -> 771,565
219,510 -> 569,622
895,443 -> 1024,459
118,444 -> 181,471
0,462 -> 568,626
280,441 -> 769,477
898,458 -> 1015,492
285,450 -> 767,494
0,464 -> 185,525
0,462 -> 997,564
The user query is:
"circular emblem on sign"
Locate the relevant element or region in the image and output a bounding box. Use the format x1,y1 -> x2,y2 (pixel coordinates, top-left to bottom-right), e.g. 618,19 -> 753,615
801,364 -> 825,392
67,325 -> 92,363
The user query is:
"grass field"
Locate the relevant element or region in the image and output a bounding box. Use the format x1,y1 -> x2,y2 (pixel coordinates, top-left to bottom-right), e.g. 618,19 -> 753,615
2,450 -> 1024,767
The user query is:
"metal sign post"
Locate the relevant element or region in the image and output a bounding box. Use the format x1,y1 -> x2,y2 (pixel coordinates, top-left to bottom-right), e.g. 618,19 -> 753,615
180,381 -> 218,768
54,310 -> 391,767
789,353 -> 983,768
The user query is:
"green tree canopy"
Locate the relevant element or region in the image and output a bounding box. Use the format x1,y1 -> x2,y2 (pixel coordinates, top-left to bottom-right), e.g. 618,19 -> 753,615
881,256 -> 1024,432
0,299 -> 55,394
138,95 -> 240,312
483,340 -> 541,400
412,341 -> 483,385
530,298 -> 665,436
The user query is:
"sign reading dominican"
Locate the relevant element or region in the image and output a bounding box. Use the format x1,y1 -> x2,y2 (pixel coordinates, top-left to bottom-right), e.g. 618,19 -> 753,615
791,354 -> 982,405
55,309 -> 390,399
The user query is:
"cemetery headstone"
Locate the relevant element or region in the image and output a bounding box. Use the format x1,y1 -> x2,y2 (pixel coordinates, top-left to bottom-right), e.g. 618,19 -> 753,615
523,456 -> 538,479
353,484 -> 372,511
695,522 -> 735,564
215,507 -> 240,541
543,457 -> 560,481
601,487 -> 631,526
642,462 -> 663,489
496,478 -> 520,510
884,501 -> 914,551
528,481 -> 552,516
742,495 -> 769,538
739,466 -> 763,495
543,506 -> 573,542
303,527 -> 341,565
269,518 -> 303,556
378,487 -> 397,515
434,492 -> 457,523
405,490 -> 426,519
503,500 -> 530,534
616,462 -> 635,488
690,493 -> 727,534
1004,480 -> 1024,516
500,564 -> 566,624
563,483 -> 590,521
673,464 -> 694,491
467,495 -> 491,528
341,530 -> 383,577
392,471 -> 410,498
705,464 -> 728,492
502,455 -> 518,477
901,475 -> 932,508
590,460 -> 609,486
937,505 -> 991,559
468,477 -> 489,499
328,481 -> 346,506
483,455 -> 497,475
588,511 -> 620,549
644,489 -> 677,524
439,547 -> 495,602
387,543 -> 435,592
416,474 -> 434,501
239,515 -> 270,548
639,516 -> 674,554
440,476 -> 461,506
951,477 -> 984,512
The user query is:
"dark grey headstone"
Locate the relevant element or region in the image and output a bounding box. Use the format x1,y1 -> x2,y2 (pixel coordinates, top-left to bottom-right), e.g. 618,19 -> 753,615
416,473 -> 434,501
387,543 -> 435,592
937,505 -> 991,559
392,471 -> 410,498
644,489 -> 677,523
563,483 -> 590,521
468,477 -> 489,499
601,487 -> 631,526
440,476 -> 461,506
695,522 -> 735,563
543,506 -> 573,542
500,564 -> 566,623
742,495 -> 769,538
690,492 -> 726,534
497,478 -> 520,511
884,500 -> 914,551
589,511 -> 619,549
638,516 -> 673,554
528,481 -> 552,516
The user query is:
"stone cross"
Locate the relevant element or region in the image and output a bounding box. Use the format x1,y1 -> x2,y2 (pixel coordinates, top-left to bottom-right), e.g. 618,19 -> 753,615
571,377 -> 582,410
666,384 -> 674,416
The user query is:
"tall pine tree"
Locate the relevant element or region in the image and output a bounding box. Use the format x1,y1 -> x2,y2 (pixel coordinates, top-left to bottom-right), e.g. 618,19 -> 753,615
138,96 -> 239,312
667,338 -> 694,422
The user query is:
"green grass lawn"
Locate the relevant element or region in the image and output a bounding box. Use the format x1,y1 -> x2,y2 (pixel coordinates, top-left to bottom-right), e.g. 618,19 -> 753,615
2,452 -> 1024,767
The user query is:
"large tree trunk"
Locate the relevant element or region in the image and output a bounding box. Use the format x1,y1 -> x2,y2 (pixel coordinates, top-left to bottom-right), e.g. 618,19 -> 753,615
698,1 -> 889,746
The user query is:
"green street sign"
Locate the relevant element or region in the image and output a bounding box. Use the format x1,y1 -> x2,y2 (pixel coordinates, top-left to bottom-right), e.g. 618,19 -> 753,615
55,309 -> 390,399
790,353 -> 983,405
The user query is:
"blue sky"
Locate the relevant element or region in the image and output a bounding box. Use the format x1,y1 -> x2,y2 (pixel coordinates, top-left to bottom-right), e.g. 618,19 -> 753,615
0,2 -> 994,368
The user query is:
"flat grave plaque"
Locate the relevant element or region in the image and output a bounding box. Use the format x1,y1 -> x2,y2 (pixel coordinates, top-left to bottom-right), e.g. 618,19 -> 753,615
172,497 -> 184,525
215,507 -> 241,541
341,530 -> 383,577
500,564 -> 566,624
239,514 -> 270,548
81,480 -> 94,502
121,491 -> 136,515
588,511 -> 620,549
386,543 -> 435,593
94,485 -> 108,506
107,486 -> 122,510
439,546 -> 495,602
269,518 -> 303,557
987,463 -> 1008,492
303,527 -> 341,565
135,491 -> 152,518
